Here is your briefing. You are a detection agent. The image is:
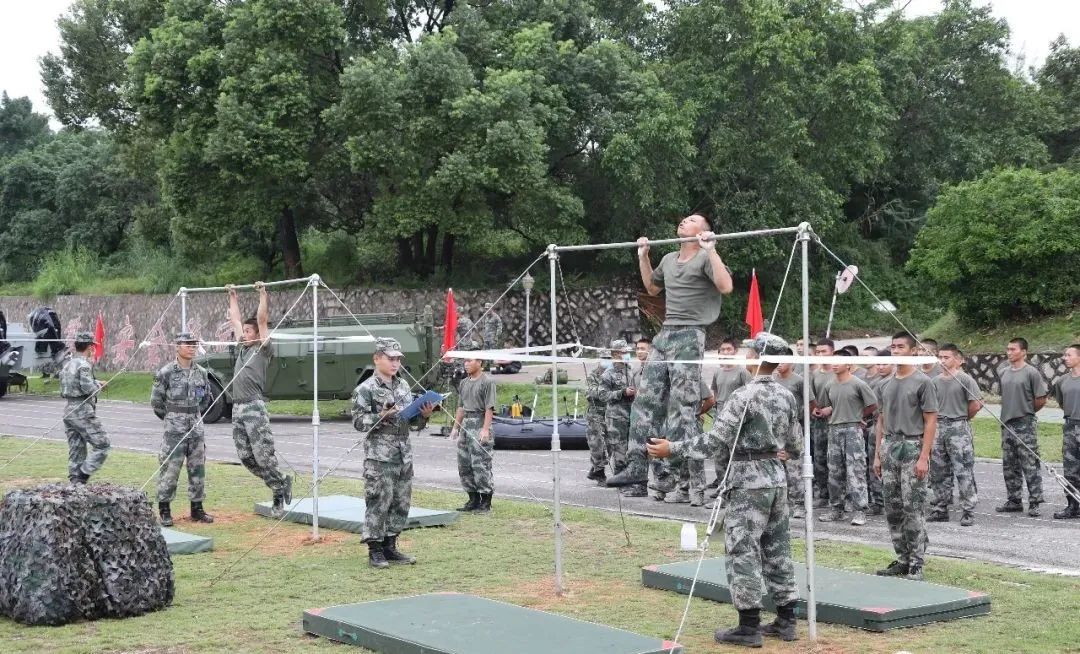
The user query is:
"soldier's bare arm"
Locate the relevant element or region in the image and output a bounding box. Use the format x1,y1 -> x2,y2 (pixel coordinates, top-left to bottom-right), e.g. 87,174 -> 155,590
226,285 -> 243,342
637,238 -> 661,296
255,282 -> 271,345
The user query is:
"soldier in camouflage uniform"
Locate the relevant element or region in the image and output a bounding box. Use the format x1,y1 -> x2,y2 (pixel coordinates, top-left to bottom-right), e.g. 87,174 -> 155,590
584,352 -> 611,484
480,302 -> 503,351
606,215 -> 733,488
60,331 -> 110,484
815,351 -> 877,526
928,344 -> 982,526
707,338 -> 751,498
874,332 -> 938,581
808,339 -> 836,507
1052,344 -> 1080,519
772,353 -> 805,518
601,340 -> 639,495
227,283 -> 292,517
151,332 -> 214,527
352,338 -> 435,569
996,337 -> 1049,517
648,333 -> 801,647
451,357 -> 496,512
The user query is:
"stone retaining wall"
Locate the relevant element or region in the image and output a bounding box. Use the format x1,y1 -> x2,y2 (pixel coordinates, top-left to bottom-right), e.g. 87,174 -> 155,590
965,353 -> 1068,395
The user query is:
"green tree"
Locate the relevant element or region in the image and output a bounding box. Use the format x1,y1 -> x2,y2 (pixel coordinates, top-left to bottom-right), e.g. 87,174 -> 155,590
1037,36 -> 1080,165
0,93 -> 52,159
908,167 -> 1080,325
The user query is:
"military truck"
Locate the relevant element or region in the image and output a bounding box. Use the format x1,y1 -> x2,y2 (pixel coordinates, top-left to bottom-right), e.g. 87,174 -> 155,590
191,311 -> 439,423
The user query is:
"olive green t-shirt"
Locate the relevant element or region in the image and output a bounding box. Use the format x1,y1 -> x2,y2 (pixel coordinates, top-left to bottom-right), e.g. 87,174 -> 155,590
880,371 -> 938,436
933,370 -> 982,419
810,369 -> 834,411
652,250 -> 725,326
817,376 -> 877,425
712,366 -> 752,410
772,372 -> 804,402
232,341 -> 272,401
459,373 -> 496,413
998,363 -> 1049,422
1052,373 -> 1080,420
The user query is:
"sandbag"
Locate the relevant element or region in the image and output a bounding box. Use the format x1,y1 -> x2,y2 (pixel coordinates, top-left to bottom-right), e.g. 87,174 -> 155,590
0,483 -> 174,626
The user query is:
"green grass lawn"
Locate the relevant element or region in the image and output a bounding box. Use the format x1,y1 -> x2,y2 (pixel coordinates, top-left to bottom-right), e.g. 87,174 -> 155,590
971,417 -> 1064,462
0,438 -> 1078,653
923,310 -> 1079,354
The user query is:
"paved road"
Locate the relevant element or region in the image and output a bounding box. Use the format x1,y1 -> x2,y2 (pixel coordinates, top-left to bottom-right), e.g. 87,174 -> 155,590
1,394 -> 1076,575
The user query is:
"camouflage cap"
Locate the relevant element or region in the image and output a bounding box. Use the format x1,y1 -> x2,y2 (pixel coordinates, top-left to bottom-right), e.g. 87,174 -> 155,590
374,337 -> 404,357
483,302 -> 494,309
73,331 -> 97,346
750,331 -> 789,357
609,339 -> 629,352
174,331 -> 198,344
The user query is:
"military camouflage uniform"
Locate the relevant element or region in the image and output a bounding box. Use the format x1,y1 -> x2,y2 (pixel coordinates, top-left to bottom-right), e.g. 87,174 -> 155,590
998,363 -> 1048,508
59,347 -> 110,482
601,358 -> 634,476
866,374 -> 892,510
352,367 -> 430,544
584,364 -> 610,477
817,377 -> 877,513
1053,373 -> 1080,516
930,370 -> 981,514
481,307 -> 503,351
230,342 -> 288,496
809,369 -> 833,500
455,314 -> 479,350
670,334 -> 800,613
151,359 -> 210,503
456,372 -> 496,494
772,372 -> 805,510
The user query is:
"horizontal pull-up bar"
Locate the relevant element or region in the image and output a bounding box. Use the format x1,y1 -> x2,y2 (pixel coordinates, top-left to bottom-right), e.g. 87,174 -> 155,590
180,274 -> 319,294
549,224 -> 806,253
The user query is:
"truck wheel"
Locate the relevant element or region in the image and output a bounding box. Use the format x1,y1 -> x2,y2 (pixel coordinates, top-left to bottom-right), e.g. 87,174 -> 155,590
201,378 -> 230,424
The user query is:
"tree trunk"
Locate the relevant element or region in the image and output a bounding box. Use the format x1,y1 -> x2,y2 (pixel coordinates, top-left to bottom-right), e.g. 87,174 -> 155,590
397,238 -> 413,273
411,232 -> 425,276
440,232 -> 455,275
279,204 -> 304,277
425,225 -> 438,275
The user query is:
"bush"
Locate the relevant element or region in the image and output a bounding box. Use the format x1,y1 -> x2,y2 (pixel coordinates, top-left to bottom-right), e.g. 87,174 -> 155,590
908,167 -> 1080,325
31,248 -> 102,298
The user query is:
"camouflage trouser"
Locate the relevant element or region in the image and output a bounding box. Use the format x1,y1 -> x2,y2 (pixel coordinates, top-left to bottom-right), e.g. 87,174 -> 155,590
678,457 -> 707,495
1064,421 -> 1080,498
828,424 -> 868,511
363,435 -> 413,542
64,403 -> 110,480
1002,416 -> 1043,504
157,413 -> 206,503
231,400 -> 287,494
627,326 -> 705,476
865,422 -> 883,508
930,419 -> 978,512
723,486 -> 798,611
810,418 -> 829,498
882,436 -> 928,568
586,408 -> 608,475
785,456 -> 804,507
605,413 -> 629,476
457,414 -> 494,494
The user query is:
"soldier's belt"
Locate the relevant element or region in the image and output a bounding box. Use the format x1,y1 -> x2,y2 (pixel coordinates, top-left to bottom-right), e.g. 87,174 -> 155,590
730,451 -> 779,461
165,404 -> 199,415
938,416 -> 968,423
63,395 -> 92,401
885,433 -> 923,441
463,410 -> 485,416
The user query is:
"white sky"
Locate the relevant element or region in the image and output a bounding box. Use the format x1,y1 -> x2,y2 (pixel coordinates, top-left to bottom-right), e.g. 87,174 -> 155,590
1,0 -> 1078,126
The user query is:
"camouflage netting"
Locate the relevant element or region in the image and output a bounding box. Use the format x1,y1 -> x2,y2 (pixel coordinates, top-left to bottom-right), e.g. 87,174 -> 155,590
0,483 -> 174,625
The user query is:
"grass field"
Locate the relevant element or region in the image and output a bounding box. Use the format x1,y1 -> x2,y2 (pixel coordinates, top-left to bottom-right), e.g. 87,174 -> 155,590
0,438 -> 1077,653
971,417 -> 1064,462
923,311 -> 1079,353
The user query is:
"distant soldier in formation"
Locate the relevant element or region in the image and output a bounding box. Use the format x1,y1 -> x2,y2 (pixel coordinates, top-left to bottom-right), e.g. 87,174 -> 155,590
874,332 -> 938,581
815,351 -> 877,526
351,338 -> 435,569
60,331 -> 110,484
706,337 -> 751,498
601,339 -> 640,496
928,344 -> 982,526
860,346 -> 879,382
151,332 -> 214,527
919,339 -> 943,378
996,337 -> 1048,517
451,357 -> 496,513
865,351 -> 894,514
481,302 -> 503,351
1052,344 -> 1080,520
606,214 -> 733,489
684,379 -> 714,507
772,352 -> 805,518
227,282 -> 292,517
648,333 -> 802,647
455,305 -> 479,350
584,352 -> 610,485
808,338 -> 836,506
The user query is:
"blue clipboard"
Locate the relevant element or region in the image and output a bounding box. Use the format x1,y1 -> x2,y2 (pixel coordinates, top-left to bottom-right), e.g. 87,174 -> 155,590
400,390 -> 449,420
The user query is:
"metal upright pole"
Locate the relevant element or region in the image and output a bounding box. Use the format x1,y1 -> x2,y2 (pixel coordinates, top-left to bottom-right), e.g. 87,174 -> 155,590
179,288 -> 188,332
310,275 -> 321,541
548,245 -> 564,596
525,288 -> 531,350
824,272 -> 840,339
799,223 -> 817,640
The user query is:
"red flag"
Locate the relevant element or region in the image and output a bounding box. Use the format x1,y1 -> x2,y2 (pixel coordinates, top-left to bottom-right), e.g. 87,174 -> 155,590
93,313 -> 106,363
440,288 -> 457,360
745,269 -> 764,337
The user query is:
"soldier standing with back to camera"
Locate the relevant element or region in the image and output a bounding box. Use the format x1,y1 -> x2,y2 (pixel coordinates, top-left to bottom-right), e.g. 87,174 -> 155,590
60,331 -> 110,484
227,282 -> 292,517
352,338 -> 435,569
151,332 -> 214,527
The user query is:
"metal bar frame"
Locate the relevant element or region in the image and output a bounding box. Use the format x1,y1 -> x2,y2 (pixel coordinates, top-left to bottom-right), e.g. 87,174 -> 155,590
551,226 -> 802,253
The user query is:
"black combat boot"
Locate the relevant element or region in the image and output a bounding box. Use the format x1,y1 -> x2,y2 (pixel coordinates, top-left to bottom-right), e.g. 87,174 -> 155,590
382,535 -> 416,565
475,493 -> 492,513
368,540 -> 389,569
761,602 -> 798,641
282,475 -> 293,505
457,492 -> 480,512
271,494 -> 285,518
605,451 -> 648,487
926,509 -> 949,522
1053,497 -> 1080,520
159,502 -> 173,528
190,502 -> 214,523
876,559 -> 908,577
715,609 -> 763,648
